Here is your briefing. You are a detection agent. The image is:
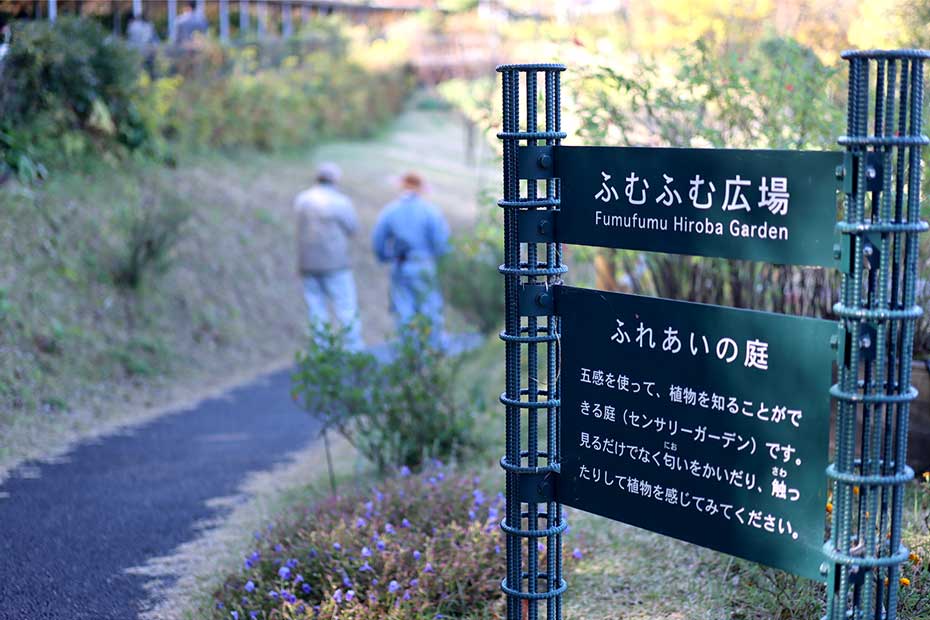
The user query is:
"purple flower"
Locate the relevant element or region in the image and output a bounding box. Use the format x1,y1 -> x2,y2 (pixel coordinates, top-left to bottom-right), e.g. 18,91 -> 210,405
376,539 -> 386,551
428,477 -> 437,485
216,602 -> 224,610
400,466 -> 411,476
356,517 -> 367,528
495,545 -> 501,554
372,578 -> 379,586
342,574 -> 352,588
249,612 -> 259,620
302,583 -> 312,594
296,605 -> 305,614
468,510 -> 477,520
346,590 -> 355,602
401,518 -> 411,528
268,590 -> 279,600
294,574 -> 304,584
244,580 -> 255,593
409,578 -> 419,588
388,580 -> 400,593
375,490 -> 385,502
365,501 -> 374,515
403,590 -> 412,601
437,472 -> 445,481
572,548 -> 583,560
333,542 -> 342,551
423,563 -> 434,573
278,566 -> 291,580
333,589 -> 343,604
274,544 -> 283,552
282,591 -> 297,604
537,542 -> 545,552
241,597 -> 249,605
360,561 -> 373,572
369,593 -> 378,603
231,612 -> 239,620
361,546 -> 372,557
473,489 -> 485,505
385,523 -> 395,534
286,558 -> 298,568
413,550 -> 421,561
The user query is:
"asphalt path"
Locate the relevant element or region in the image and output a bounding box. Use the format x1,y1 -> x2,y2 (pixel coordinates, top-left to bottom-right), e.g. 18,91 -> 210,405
0,367 -> 318,620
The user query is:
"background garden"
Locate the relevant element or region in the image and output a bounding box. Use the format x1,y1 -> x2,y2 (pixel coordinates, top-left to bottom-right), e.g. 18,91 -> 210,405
0,1 -> 929,619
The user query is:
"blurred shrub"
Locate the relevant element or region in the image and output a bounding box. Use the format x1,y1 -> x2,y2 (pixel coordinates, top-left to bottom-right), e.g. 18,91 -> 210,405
440,203 -> 504,335
136,49 -> 412,153
211,465 -> 507,619
0,17 -> 148,165
101,188 -> 192,292
0,16 -> 413,173
291,320 -> 477,472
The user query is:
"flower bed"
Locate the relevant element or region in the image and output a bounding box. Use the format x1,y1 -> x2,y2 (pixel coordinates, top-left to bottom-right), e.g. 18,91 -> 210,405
212,465 -> 517,619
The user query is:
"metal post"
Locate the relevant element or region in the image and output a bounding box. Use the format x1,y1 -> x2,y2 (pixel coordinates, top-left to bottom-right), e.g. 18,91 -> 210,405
219,0 -> 230,41
168,0 -> 177,42
499,63 -> 567,620
239,0 -> 249,36
48,0 -> 57,21
827,49 -> 928,620
282,1 -> 292,38
256,0 -> 266,38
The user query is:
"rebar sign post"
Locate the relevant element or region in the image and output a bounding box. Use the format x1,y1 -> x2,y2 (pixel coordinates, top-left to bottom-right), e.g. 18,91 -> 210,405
827,49 -> 928,620
498,50 -> 928,620
498,64 -> 568,620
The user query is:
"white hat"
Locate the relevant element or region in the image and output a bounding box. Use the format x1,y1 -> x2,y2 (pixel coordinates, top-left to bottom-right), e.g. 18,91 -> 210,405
316,162 -> 342,184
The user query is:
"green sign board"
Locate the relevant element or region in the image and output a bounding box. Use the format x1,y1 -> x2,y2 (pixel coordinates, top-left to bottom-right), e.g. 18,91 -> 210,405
519,146 -> 843,268
557,285 -> 836,581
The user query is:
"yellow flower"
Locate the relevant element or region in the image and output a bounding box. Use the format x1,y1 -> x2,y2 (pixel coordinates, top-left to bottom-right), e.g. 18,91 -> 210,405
826,502 -> 833,514
853,485 -> 860,496
910,552 -> 921,565
900,577 -> 911,587
923,471 -> 930,483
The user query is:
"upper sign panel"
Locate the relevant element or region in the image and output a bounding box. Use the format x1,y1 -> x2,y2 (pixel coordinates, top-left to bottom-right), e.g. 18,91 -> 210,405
519,145 -> 843,268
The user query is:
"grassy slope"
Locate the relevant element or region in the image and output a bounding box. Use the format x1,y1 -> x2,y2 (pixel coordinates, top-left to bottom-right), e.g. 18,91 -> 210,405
0,98 -> 496,478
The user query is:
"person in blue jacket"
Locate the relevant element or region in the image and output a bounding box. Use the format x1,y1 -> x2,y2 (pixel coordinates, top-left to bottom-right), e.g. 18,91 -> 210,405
371,172 -> 450,347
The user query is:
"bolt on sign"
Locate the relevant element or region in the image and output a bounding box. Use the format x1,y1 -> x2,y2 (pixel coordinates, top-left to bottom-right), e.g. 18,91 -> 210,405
558,286 -> 836,581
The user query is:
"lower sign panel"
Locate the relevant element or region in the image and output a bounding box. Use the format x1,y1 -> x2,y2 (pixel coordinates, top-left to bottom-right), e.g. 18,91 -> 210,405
558,286 -> 835,581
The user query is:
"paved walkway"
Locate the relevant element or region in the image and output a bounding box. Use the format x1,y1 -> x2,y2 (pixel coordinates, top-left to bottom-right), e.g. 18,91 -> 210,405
0,368 -> 318,620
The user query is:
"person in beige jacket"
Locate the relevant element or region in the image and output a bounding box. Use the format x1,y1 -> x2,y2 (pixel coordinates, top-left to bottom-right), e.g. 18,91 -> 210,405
294,162 -> 364,350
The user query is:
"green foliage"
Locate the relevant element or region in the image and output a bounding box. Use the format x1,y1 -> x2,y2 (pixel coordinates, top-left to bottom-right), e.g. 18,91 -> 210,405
134,46 -> 413,154
100,189 -> 192,292
291,321 -> 477,472
574,37 -> 843,150
0,125 -> 47,185
0,17 -> 148,166
440,200 -> 503,336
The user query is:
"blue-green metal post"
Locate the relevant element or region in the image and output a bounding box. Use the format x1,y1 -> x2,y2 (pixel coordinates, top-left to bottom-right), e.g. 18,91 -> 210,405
827,49 -> 928,620
499,63 -> 567,620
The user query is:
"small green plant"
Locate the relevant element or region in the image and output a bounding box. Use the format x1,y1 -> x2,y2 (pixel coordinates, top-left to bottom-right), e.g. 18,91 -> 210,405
104,189 -> 192,292
291,320 -> 477,472
440,202 -> 504,336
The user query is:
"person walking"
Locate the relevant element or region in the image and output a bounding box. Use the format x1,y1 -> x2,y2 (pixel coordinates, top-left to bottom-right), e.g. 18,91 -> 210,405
371,172 -> 450,347
295,162 -> 364,351
175,0 -> 208,45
